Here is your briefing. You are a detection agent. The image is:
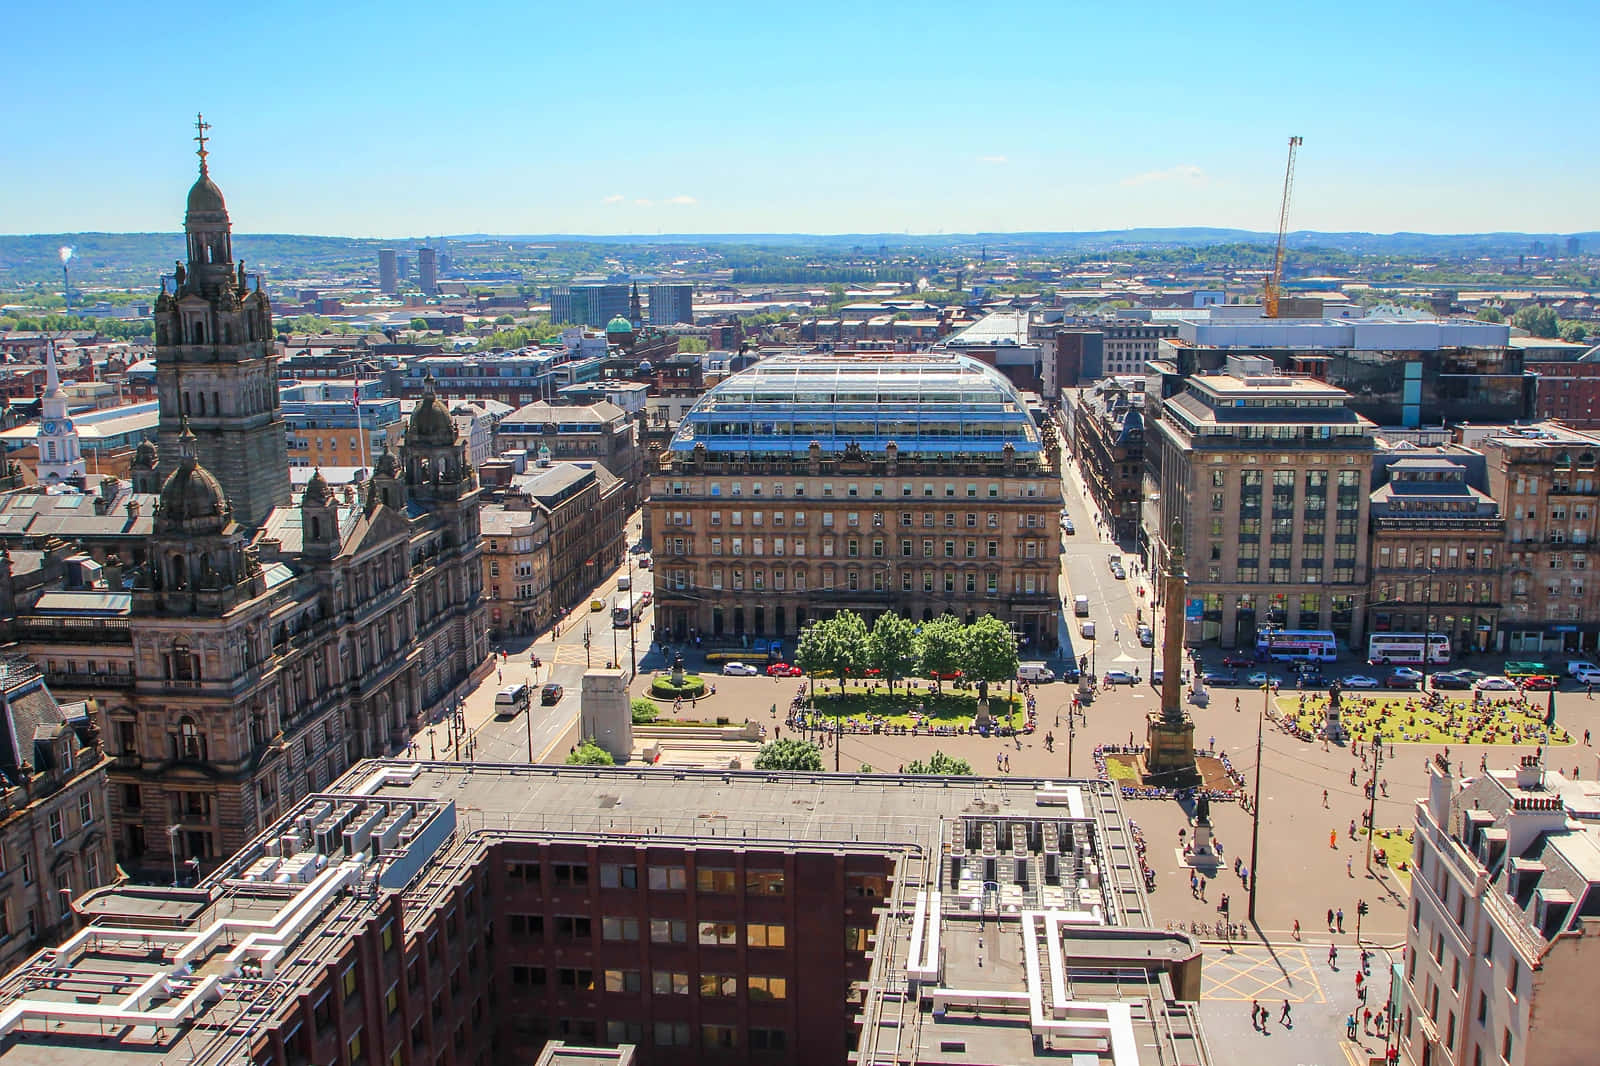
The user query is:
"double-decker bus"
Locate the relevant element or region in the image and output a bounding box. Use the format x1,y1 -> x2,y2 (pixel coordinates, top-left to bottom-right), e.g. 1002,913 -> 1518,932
1366,632 -> 1450,666
612,596 -> 645,628
1255,629 -> 1339,663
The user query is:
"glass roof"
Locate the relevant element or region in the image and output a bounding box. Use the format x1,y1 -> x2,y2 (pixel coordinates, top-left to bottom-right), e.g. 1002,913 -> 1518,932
671,353 -> 1042,455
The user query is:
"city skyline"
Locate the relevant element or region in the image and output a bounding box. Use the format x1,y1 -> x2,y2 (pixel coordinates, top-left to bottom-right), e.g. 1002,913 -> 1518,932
4,1 -> 1596,238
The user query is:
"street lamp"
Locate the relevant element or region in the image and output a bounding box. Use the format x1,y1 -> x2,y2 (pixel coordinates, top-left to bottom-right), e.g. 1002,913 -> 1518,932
1247,683 -> 1266,924
627,557 -> 638,678
583,624 -> 592,668
166,824 -> 181,886
1421,565 -> 1437,688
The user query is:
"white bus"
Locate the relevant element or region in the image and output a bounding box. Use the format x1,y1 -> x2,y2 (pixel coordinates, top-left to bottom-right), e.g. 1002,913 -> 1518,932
1254,629 -> 1339,663
1367,632 -> 1450,666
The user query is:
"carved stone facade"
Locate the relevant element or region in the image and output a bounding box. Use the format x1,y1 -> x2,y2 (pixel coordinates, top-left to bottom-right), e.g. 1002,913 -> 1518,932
5,142 -> 488,875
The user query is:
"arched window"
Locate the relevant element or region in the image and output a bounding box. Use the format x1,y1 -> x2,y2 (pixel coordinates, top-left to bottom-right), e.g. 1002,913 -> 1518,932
310,517 -> 321,541
178,717 -> 203,760
169,553 -> 187,590
197,393 -> 206,416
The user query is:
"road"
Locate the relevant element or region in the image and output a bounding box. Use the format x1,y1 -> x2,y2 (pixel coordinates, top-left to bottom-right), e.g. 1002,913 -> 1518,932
447,515 -> 657,766
1055,454 -> 1155,682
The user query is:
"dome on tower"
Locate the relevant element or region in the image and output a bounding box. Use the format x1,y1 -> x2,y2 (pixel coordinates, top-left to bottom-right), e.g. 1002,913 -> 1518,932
133,437 -> 158,469
157,421 -> 228,530
186,173 -> 227,215
406,375 -> 456,445
302,468 -> 333,505
606,315 -> 634,335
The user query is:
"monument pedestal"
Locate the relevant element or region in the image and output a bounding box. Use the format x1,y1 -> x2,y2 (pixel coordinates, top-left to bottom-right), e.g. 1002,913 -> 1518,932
1183,819 -> 1219,869
1144,711 -> 1200,787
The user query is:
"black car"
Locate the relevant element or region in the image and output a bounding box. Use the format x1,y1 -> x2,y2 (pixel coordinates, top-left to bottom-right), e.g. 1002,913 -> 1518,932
540,682 -> 564,705
1429,671 -> 1472,690
1202,670 -> 1239,687
1059,664 -> 1082,683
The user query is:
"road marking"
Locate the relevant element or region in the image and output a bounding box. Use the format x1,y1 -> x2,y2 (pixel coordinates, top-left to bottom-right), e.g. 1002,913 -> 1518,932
1202,946 -> 1326,1004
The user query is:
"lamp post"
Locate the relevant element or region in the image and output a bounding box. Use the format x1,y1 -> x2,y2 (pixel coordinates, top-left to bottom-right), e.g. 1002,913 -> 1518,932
627,557 -> 638,678
1364,731 -> 1385,872
1421,565 -> 1437,688
166,824 -> 181,887
583,624 -> 592,668
1247,683 -> 1266,923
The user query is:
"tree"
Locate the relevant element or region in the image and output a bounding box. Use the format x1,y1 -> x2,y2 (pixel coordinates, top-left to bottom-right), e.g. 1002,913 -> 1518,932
1475,306 -> 1505,323
918,615 -> 966,694
962,614 -> 1019,703
867,613 -> 919,695
630,697 -> 659,724
1560,320 -> 1590,344
566,740 -> 614,766
409,317 -> 428,331
1512,305 -> 1560,339
905,750 -> 973,776
753,738 -> 824,771
795,611 -> 868,688
494,314 -> 515,326
676,337 -> 708,353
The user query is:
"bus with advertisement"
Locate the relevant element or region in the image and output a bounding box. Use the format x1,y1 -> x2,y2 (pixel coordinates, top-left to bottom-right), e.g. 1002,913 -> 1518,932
1254,629 -> 1339,663
1366,632 -> 1450,666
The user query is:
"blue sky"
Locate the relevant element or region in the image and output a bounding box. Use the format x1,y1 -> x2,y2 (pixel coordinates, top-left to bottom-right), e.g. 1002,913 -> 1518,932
5,0 -> 1595,237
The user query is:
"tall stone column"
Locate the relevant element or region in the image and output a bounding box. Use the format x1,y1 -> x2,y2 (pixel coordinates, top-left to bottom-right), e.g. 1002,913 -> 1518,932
1146,520 -> 1198,784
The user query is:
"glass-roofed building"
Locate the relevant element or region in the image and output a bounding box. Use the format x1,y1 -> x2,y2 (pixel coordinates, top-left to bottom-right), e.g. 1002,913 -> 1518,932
669,352 -> 1045,457
650,353 -> 1065,645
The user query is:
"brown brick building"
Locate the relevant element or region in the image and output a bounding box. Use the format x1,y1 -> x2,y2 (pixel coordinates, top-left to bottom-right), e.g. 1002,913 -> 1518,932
0,762 -> 1205,1066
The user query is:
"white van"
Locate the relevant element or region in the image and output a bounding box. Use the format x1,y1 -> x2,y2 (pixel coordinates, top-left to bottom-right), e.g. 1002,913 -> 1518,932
1074,595 -> 1090,617
616,574 -> 632,591
1017,662 -> 1055,683
1080,620 -> 1096,639
494,683 -> 531,716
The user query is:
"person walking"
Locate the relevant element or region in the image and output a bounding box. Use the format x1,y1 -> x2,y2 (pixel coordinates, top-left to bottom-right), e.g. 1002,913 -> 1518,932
1329,944 -> 1339,968
1326,907 -> 1335,931
1293,918 -> 1301,940
1346,1012 -> 1357,1039
1280,1000 -> 1292,1026
1323,789 -> 1329,808
1250,1000 -> 1262,1031
1336,907 -> 1345,933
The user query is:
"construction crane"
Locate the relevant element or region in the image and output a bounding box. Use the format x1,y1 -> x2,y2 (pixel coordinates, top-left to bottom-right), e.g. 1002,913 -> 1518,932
1263,135 -> 1304,318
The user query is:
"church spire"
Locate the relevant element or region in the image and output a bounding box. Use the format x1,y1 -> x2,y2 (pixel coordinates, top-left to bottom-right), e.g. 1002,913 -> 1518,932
194,112 -> 211,177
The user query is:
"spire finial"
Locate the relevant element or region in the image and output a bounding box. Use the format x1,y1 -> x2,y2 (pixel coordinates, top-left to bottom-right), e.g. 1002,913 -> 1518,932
194,113 -> 212,175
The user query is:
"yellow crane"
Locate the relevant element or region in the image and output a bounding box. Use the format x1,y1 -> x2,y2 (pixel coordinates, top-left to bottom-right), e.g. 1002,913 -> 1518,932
1263,135 -> 1304,318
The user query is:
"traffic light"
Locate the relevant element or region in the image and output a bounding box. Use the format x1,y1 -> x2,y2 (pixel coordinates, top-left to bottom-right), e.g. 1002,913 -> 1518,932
1357,899 -> 1369,917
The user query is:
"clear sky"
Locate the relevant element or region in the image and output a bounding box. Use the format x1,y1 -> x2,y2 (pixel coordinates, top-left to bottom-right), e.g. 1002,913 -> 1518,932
5,0 -> 1595,238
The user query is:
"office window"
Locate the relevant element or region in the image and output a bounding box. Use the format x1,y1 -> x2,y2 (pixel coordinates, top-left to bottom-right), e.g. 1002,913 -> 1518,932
648,865 -> 686,891
695,868 -> 736,893
698,974 -> 738,998
652,970 -> 689,995
602,917 -> 640,941
748,975 -> 788,1001
650,918 -> 687,943
746,870 -> 785,895
698,921 -> 738,946
603,969 -> 641,994
747,922 -> 787,948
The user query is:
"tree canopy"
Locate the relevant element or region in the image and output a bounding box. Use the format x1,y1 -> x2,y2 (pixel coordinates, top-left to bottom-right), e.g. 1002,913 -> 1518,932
565,740 -> 615,766
918,615 -> 966,692
962,615 -> 1020,701
796,610 -> 869,680
904,750 -> 973,776
867,613 -> 919,694
753,738 -> 824,772
1512,305 -> 1560,338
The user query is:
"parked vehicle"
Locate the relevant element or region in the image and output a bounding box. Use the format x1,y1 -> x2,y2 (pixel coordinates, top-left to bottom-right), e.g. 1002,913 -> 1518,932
1430,671 -> 1472,690
1137,624 -> 1154,647
1103,669 -> 1137,686
1062,517 -> 1076,534
1475,676 -> 1516,691
1074,595 -> 1090,617
722,662 -> 759,676
1385,667 -> 1423,689
1565,661 -> 1600,677
1245,671 -> 1275,687
1080,620 -> 1096,639
1223,653 -> 1256,669
1017,662 -> 1056,683
766,662 -> 803,677
540,683 -> 564,705
1201,670 -> 1238,687
1519,674 -> 1557,691
1341,675 -> 1380,689
1573,666 -> 1600,687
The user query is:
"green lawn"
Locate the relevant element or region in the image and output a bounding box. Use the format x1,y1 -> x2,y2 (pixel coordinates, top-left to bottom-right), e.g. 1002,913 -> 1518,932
799,683 -> 1022,728
1277,693 -> 1572,746
1362,826 -> 1414,892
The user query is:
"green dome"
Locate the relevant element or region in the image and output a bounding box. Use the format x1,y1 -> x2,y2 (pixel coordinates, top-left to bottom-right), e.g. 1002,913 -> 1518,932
606,315 -> 634,334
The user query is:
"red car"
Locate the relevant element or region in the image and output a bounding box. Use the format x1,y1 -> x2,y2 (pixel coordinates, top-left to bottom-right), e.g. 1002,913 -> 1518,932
928,670 -> 963,681
1520,675 -> 1557,691
766,662 -> 803,677
1223,654 -> 1256,669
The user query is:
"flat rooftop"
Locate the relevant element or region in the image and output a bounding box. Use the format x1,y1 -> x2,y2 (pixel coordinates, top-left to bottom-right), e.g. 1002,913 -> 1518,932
0,764 -> 1159,1066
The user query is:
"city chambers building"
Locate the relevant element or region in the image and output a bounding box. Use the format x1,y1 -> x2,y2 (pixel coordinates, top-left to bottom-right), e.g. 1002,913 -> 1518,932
648,353 -> 1065,647
2,143 -> 489,876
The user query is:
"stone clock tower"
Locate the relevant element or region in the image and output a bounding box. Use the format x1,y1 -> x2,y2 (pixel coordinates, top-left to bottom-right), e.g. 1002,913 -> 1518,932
35,339 -> 85,483
151,116 -> 290,529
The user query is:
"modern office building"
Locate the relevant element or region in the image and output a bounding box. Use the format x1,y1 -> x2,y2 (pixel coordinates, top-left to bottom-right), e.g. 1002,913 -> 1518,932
1148,355 -> 1376,649
0,656 -> 112,976
1474,422 -> 1600,654
283,396 -> 404,469
378,248 -> 399,294
1159,312 -> 1536,428
552,284 -> 630,328
647,284 -> 694,326
1401,755 -> 1600,1066
417,247 -> 439,296
0,759 -> 1213,1066
649,353 -> 1064,645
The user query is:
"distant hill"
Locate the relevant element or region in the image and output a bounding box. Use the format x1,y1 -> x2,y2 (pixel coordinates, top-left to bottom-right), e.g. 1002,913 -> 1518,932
3,229 -> 1595,291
